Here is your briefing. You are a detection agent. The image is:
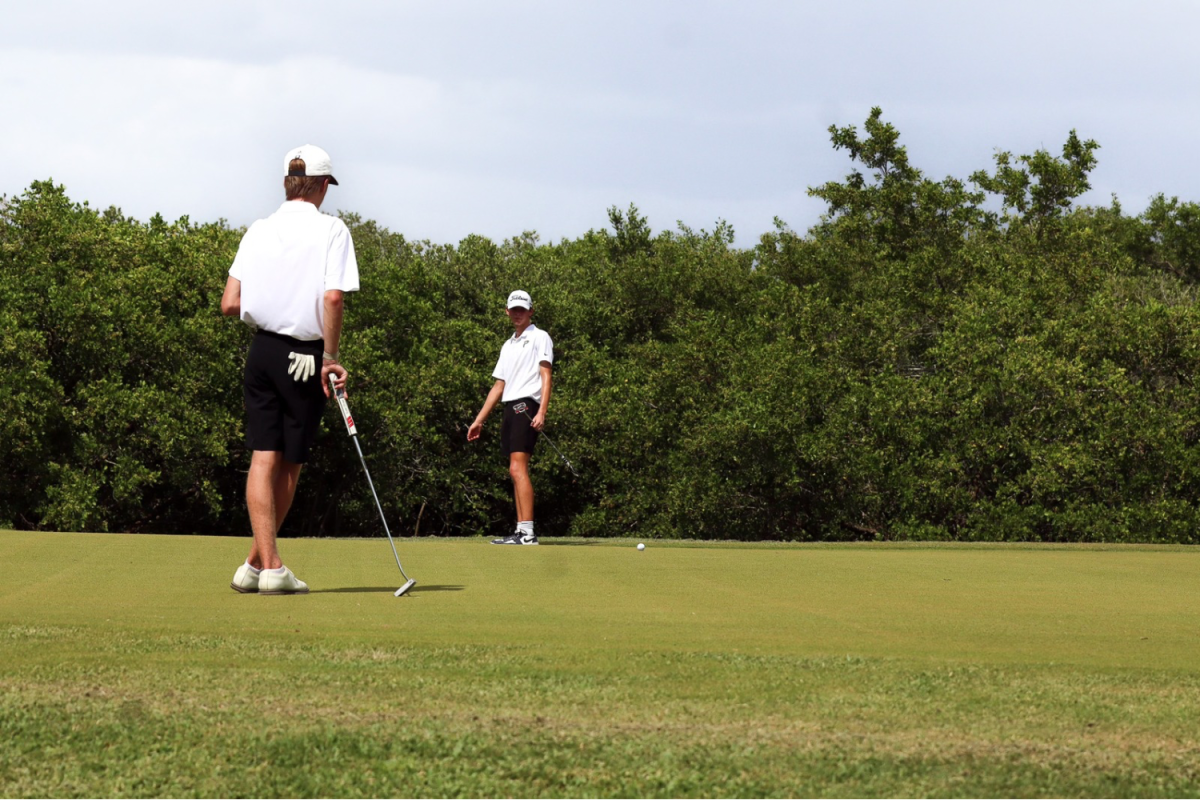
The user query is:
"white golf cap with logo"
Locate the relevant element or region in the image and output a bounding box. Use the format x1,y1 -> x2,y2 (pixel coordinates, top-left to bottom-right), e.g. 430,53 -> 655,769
284,144 -> 339,185
507,290 -> 532,309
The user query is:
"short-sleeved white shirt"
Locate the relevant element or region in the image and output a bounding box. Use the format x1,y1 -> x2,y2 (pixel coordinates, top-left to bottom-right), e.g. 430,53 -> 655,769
493,323 -> 554,403
228,201 -> 360,340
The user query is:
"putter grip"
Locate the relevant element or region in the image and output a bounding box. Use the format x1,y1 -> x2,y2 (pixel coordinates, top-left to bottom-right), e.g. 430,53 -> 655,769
329,374 -> 356,436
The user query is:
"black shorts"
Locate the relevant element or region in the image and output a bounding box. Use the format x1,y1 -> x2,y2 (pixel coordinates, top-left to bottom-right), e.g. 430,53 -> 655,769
243,330 -> 327,464
501,398 -> 540,456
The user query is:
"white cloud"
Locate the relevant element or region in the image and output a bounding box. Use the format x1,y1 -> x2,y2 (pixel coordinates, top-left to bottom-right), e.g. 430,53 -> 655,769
0,45 -> 832,242
3,1 -> 1200,246
1,50 -> 455,221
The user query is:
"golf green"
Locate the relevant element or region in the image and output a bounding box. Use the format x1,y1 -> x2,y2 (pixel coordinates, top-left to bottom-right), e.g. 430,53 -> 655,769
3,531 -> 1199,797
4,532 -> 1197,668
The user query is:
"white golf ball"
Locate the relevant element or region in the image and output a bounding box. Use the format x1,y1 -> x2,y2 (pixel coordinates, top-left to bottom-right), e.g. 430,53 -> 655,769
637,543 -> 645,551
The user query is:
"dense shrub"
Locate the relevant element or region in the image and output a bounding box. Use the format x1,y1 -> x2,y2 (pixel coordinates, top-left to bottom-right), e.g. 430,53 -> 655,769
4,109 -> 1200,542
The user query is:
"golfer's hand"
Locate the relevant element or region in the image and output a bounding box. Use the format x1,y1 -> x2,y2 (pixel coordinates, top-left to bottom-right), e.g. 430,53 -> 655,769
288,352 -> 316,383
321,361 -> 347,398
467,420 -> 483,441
531,412 -> 546,431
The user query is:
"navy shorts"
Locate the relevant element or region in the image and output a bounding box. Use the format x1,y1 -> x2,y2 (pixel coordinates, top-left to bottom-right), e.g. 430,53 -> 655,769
501,398 -> 540,456
243,330 -> 327,464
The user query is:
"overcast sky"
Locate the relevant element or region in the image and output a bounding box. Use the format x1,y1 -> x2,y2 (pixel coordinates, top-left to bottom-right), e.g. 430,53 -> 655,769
3,1 -> 1198,245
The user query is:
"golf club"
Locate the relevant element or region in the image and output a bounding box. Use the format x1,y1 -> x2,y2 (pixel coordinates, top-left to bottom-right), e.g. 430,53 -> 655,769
329,373 -> 416,597
513,402 -> 579,477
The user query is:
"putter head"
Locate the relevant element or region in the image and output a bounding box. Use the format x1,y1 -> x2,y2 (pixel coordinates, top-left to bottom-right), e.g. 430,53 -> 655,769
394,579 -> 416,597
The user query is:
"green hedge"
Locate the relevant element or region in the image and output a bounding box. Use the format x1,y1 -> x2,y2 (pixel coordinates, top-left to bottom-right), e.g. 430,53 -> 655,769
4,110 -> 1200,541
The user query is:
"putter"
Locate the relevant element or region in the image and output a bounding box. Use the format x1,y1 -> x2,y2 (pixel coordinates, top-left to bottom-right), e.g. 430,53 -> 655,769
329,374 -> 416,597
514,402 -> 579,477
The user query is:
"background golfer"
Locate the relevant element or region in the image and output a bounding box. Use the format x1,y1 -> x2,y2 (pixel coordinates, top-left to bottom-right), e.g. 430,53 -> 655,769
468,290 -> 554,545
220,144 -> 359,593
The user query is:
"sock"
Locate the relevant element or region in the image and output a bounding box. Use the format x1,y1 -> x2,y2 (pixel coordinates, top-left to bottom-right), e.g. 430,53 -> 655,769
517,521 -> 534,535
245,562 -> 261,574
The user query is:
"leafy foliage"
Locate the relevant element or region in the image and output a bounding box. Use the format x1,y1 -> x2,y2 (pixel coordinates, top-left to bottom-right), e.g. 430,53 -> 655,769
4,109 -> 1200,541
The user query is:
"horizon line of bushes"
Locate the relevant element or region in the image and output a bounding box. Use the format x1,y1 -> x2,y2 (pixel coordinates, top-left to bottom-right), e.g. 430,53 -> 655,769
4,107 -> 1200,542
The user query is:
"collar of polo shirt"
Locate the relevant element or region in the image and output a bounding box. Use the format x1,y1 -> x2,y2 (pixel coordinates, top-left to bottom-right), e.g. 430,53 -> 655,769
511,323 -> 538,340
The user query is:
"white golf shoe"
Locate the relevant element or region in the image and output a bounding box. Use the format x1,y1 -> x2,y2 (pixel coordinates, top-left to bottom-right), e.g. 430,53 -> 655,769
258,566 -> 310,595
230,562 -> 260,593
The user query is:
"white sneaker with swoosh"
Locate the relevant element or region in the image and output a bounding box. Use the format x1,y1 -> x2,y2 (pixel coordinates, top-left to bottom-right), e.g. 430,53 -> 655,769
490,532 -> 539,545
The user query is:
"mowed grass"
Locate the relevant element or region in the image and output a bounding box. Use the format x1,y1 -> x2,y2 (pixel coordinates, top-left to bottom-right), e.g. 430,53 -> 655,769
2,531 -> 1200,798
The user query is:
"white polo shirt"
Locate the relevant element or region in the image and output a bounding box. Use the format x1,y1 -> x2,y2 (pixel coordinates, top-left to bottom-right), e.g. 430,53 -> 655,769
229,201 -> 360,340
493,323 -> 553,403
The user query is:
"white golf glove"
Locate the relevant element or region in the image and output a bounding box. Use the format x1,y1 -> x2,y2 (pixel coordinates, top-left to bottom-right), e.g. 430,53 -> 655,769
287,351 -> 316,383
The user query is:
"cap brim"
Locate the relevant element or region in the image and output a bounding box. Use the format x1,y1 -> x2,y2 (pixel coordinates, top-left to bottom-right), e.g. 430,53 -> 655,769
508,304 -> 531,310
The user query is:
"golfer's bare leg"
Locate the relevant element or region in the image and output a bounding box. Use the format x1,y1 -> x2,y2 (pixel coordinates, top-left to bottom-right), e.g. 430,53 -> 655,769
245,451 -> 302,570
510,452 -> 534,523
273,459 -> 302,526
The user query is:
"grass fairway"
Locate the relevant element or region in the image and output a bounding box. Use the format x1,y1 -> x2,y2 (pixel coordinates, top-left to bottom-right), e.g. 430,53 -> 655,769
2,531 -> 1199,798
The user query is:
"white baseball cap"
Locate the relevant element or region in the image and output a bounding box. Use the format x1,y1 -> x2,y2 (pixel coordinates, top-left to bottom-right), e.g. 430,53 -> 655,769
284,144 -> 339,185
506,290 -> 532,309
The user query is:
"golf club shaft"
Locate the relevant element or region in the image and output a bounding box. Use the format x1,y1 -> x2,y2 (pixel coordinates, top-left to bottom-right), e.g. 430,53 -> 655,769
330,374 -> 413,584
520,409 -> 578,476
351,435 -> 411,582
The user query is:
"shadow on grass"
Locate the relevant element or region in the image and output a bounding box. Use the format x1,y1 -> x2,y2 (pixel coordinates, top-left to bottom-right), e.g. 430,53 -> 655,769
311,585 -> 466,594
540,540 -> 600,546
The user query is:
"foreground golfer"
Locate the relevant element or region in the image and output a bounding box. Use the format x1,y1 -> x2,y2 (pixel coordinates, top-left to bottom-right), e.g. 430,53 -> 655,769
220,144 -> 359,593
467,290 -> 554,544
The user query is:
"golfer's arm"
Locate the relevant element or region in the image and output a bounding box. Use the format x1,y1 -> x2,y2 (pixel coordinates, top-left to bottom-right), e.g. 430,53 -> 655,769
322,290 -> 345,357
475,380 -> 505,424
538,363 -> 552,416
220,277 -> 241,317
